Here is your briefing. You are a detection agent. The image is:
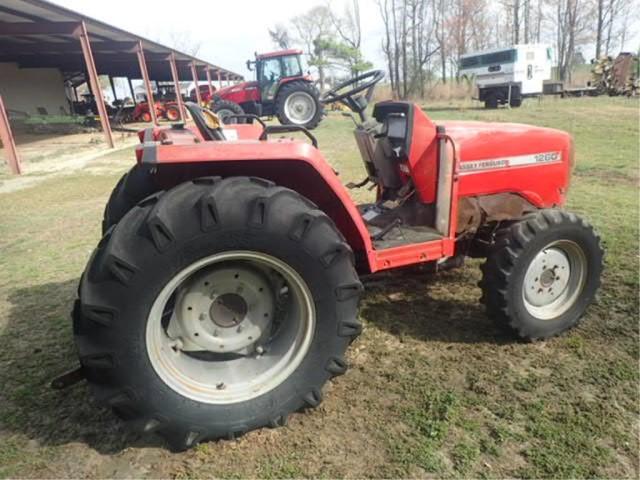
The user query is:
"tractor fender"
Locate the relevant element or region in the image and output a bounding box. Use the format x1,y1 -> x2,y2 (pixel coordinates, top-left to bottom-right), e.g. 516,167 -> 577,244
138,139 -> 374,270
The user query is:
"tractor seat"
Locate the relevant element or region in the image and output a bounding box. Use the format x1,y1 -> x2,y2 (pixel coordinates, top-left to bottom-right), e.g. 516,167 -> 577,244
368,111 -> 411,195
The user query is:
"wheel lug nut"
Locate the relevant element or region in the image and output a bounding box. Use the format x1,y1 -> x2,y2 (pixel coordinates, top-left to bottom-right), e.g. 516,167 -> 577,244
256,346 -> 265,355
216,382 -> 225,390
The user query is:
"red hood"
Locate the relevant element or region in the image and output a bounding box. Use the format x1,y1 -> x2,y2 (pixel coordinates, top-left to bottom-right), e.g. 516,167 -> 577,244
216,81 -> 258,97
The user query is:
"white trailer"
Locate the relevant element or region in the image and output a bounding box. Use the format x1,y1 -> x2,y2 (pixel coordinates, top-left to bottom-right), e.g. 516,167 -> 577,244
460,44 -> 553,108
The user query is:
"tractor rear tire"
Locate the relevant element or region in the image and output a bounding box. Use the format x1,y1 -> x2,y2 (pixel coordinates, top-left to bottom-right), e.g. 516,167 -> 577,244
276,82 -> 323,130
102,164 -> 157,234
74,176 -> 363,450
480,209 -> 603,341
212,99 -> 244,124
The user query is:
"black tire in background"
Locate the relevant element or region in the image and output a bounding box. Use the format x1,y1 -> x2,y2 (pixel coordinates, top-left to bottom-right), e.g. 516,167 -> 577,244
485,94 -> 499,109
479,209 -> 603,341
212,99 -> 245,124
74,176 -> 363,450
275,81 -> 324,130
509,97 -> 523,108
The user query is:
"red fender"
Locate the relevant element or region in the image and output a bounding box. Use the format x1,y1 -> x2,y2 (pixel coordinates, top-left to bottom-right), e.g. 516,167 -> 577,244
136,135 -> 375,269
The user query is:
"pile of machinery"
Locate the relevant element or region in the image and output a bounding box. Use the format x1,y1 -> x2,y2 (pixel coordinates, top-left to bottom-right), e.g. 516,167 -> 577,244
591,53 -> 639,96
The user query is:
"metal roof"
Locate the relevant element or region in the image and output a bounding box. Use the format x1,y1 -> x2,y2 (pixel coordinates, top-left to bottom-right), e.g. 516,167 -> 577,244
0,0 -> 244,83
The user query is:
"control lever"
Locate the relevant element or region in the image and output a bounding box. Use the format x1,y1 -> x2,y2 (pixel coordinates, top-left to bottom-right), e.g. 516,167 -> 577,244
346,177 -> 370,190
371,218 -> 402,241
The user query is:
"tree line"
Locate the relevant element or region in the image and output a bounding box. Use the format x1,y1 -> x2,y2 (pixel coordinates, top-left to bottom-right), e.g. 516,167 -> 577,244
269,0 -> 638,99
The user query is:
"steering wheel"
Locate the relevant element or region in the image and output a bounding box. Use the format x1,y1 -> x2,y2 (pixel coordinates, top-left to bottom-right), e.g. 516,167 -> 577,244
184,102 -> 226,141
320,70 -> 385,118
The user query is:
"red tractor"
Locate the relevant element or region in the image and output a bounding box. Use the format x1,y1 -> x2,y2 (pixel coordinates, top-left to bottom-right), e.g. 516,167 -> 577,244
210,49 -> 324,129
131,101 -> 181,123
66,70 -> 603,450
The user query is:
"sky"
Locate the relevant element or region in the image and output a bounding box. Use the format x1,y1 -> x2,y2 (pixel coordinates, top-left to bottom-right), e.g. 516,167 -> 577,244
48,0 -> 638,82
48,0 -> 387,79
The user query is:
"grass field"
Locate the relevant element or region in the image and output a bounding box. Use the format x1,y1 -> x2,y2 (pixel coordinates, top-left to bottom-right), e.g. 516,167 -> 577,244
0,96 -> 638,478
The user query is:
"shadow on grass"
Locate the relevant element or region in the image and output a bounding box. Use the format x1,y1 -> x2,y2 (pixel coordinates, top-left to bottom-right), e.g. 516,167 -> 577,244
360,268 -> 515,345
1,278 -> 165,454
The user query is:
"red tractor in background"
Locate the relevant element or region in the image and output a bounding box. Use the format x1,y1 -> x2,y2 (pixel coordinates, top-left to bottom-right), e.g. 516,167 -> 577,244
132,100 -> 181,123
210,49 -> 324,129
66,70 -> 603,451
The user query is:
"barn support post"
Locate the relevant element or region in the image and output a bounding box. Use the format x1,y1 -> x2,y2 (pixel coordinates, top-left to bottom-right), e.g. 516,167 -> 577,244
127,77 -> 137,104
109,76 -> 118,102
0,95 -> 22,175
191,61 -> 202,105
169,52 -> 185,121
217,71 -> 222,90
206,68 -> 214,99
75,21 -> 114,148
136,41 -> 158,125
225,74 -> 230,87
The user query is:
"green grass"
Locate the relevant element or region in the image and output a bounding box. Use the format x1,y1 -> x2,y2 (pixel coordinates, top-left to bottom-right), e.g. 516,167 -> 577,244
0,96 -> 638,478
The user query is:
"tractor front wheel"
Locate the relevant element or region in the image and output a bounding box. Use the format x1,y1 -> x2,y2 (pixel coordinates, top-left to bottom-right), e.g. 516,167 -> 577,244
276,82 -> 323,129
480,209 -> 603,340
74,176 -> 363,450
212,99 -> 244,124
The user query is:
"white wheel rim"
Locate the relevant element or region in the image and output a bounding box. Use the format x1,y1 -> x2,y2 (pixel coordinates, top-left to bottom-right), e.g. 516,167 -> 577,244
522,240 -> 588,320
146,251 -> 315,404
284,92 -> 317,125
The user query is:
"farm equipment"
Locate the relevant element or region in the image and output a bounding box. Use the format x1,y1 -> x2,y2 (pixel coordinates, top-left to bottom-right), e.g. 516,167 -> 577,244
591,53 -> 639,97
67,69 -> 603,450
210,49 -> 323,129
131,101 -> 181,123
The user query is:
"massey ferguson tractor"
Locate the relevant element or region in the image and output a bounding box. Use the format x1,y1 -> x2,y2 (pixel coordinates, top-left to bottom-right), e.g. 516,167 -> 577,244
210,49 -> 324,129
63,70 -> 603,450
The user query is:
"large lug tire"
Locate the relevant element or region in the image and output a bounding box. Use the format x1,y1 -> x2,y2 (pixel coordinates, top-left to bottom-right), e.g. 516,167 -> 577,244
74,176 -> 363,450
212,99 -> 244,124
479,209 -> 603,341
275,82 -> 324,129
102,164 -> 157,234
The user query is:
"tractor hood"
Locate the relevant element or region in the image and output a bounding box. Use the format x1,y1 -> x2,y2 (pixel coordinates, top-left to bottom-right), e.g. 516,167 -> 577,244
216,81 -> 260,104
440,121 -> 572,168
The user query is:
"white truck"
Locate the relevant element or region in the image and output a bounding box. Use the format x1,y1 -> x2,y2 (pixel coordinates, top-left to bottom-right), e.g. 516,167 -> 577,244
459,44 -> 553,108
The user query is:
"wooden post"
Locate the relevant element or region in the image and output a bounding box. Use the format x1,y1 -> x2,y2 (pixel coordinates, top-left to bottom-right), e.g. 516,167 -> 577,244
206,68 -> 214,99
217,71 -> 222,89
109,76 -> 118,102
75,21 -> 114,148
136,41 -> 158,125
169,52 -> 185,122
191,61 -> 202,105
0,95 -> 22,175
127,77 -> 137,104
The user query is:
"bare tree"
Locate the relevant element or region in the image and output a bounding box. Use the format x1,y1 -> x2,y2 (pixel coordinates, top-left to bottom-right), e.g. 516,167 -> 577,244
161,30 -> 202,57
268,24 -> 291,50
291,6 -> 334,88
550,0 -> 595,82
377,0 -> 440,98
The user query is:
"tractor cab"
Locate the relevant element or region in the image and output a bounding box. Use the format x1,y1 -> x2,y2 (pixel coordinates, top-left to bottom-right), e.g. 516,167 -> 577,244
248,50 -> 307,103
